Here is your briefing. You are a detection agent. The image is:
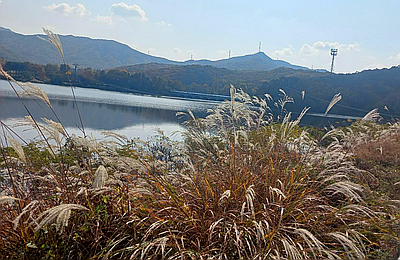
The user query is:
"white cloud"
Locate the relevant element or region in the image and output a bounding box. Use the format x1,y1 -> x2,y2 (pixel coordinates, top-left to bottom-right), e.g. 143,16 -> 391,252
44,3 -> 90,17
361,53 -> 400,71
216,50 -> 228,55
91,15 -> 114,25
155,21 -> 171,27
216,50 -> 229,58
273,46 -> 294,58
363,63 -> 388,71
300,41 -> 360,56
388,52 -> 400,61
172,48 -> 196,61
342,43 -> 361,51
173,47 -> 183,54
186,50 -> 195,59
110,2 -> 148,21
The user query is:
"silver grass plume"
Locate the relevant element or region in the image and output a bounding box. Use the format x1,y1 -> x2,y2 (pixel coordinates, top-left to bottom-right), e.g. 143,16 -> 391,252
325,181 -> 363,202
101,130 -> 128,145
14,116 -> 63,148
42,118 -> 66,137
339,204 -> 377,219
0,64 -> 51,110
14,115 -> 42,132
33,204 -> 88,232
219,190 -> 231,205
0,64 -> 15,81
277,88 -> 294,113
72,135 -> 101,151
293,228 -> 324,258
0,195 -> 20,205
208,218 -> 224,242
13,200 -> 39,230
282,238 -> 302,260
245,185 -> 255,215
324,93 -> 342,116
92,165 -> 108,188
230,84 -> 235,110
292,107 -> 311,129
327,231 -> 365,259
18,82 -> 52,108
177,110 -> 197,121
361,108 -> 381,123
9,137 -> 26,163
38,28 -> 64,61
301,90 -> 306,100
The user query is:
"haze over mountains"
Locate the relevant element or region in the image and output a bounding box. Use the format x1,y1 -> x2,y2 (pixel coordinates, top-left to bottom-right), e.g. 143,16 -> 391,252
0,27 -> 308,71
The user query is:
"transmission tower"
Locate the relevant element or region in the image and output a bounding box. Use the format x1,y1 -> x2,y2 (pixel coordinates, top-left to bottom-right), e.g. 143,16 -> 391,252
330,49 -> 338,73
229,50 -> 231,59
258,42 -> 262,52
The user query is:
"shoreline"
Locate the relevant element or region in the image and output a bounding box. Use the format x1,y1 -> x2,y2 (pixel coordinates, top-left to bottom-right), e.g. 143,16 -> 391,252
0,79 -> 378,121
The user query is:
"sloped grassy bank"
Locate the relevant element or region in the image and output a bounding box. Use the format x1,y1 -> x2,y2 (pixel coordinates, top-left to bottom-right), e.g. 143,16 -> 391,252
0,84 -> 399,259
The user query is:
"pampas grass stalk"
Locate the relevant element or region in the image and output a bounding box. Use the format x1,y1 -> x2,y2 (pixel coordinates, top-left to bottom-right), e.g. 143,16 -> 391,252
324,93 -> 342,116
39,28 -> 86,137
0,66 -> 55,155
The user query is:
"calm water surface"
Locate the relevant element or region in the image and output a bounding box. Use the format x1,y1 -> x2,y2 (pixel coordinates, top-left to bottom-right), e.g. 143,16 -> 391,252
0,80 -> 360,143
0,80 -> 217,142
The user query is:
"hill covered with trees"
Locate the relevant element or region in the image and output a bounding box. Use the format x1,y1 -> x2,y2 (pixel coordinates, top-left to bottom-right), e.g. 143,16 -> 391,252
2,58 -> 400,116
0,27 -> 307,71
0,27 -> 174,70
108,63 -> 400,116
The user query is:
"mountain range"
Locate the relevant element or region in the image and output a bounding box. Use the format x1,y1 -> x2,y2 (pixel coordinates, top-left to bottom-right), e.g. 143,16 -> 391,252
0,27 -> 308,71
5,27 -> 400,117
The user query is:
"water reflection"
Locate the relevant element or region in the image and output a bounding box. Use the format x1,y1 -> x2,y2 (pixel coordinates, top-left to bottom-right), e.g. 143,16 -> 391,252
0,80 -> 362,143
0,80 -> 214,142
0,96 -> 211,142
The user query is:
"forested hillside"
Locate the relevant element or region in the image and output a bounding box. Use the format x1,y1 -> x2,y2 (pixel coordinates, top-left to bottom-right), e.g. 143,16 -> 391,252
258,67 -> 400,116
182,52 -> 308,71
118,63 -> 400,116
0,27 -> 307,71
2,58 -> 400,116
0,27 -> 174,69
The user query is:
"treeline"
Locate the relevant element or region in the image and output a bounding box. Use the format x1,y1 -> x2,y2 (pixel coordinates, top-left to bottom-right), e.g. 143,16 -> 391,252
114,63 -> 400,116
0,59 -> 181,95
118,63 -> 322,95
0,59 -> 317,97
2,59 -> 400,116
257,67 -> 400,116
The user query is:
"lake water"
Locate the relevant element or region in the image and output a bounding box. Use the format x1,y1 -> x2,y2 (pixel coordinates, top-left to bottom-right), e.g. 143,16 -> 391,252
0,80 -> 360,144
0,80 -> 218,143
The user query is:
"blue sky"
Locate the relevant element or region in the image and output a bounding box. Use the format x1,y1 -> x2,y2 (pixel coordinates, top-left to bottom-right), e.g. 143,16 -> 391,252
1,0 -> 400,73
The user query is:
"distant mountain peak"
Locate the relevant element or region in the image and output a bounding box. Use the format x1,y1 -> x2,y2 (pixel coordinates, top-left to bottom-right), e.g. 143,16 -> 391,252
182,51 -> 307,71
255,51 -> 268,56
0,28 -> 307,71
244,51 -> 274,60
